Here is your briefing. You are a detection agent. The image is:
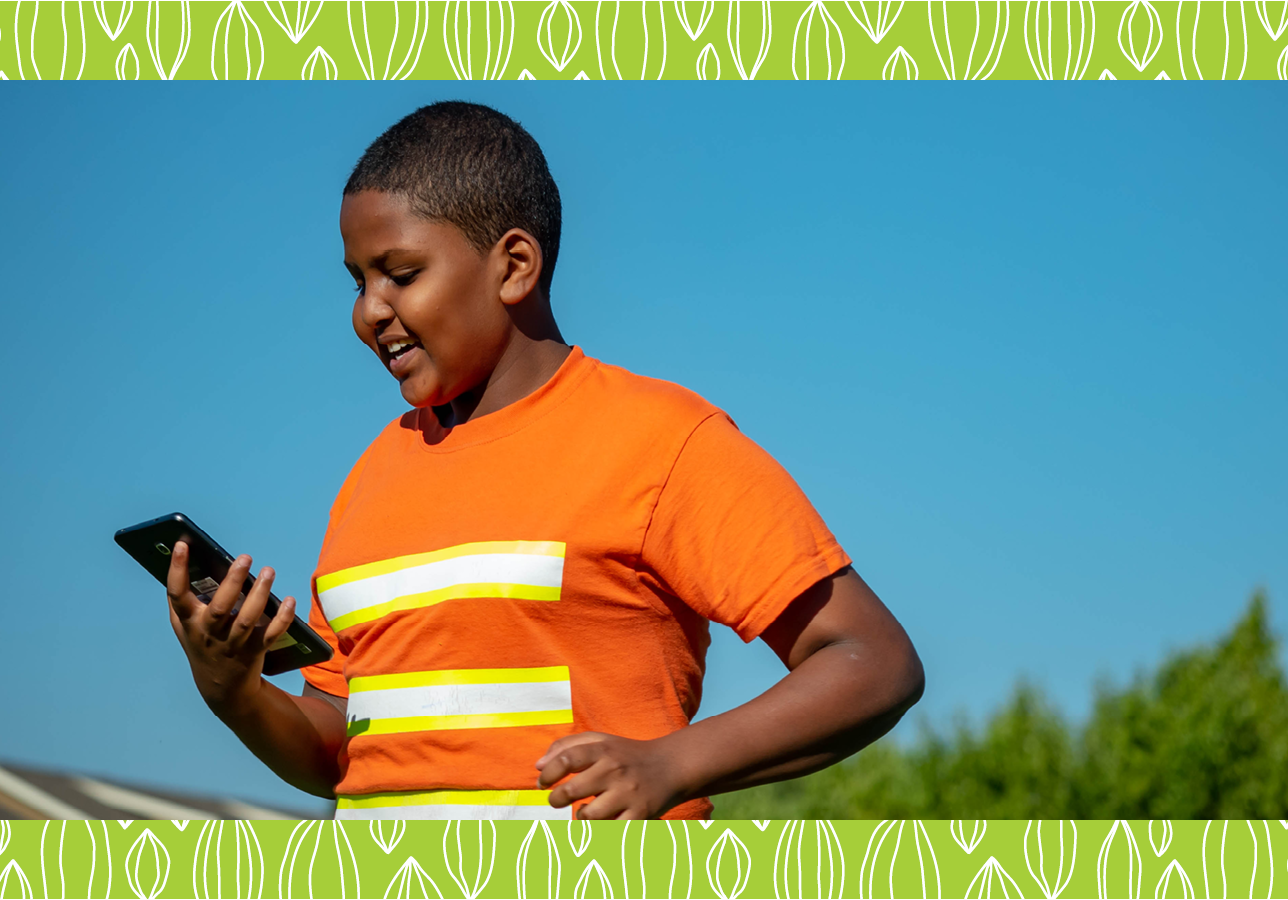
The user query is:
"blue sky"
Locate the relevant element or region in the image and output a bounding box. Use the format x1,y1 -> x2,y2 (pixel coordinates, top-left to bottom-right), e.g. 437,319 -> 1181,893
0,83 -> 1284,815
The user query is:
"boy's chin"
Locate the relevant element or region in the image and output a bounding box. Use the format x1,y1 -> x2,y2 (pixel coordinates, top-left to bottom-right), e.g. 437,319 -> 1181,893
398,378 -> 441,409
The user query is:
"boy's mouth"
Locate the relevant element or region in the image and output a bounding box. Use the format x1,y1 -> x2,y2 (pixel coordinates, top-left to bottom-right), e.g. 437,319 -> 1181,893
384,339 -> 423,375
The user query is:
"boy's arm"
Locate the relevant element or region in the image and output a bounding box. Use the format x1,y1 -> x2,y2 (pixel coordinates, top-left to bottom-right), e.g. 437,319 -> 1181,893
536,566 -> 923,818
165,542 -> 347,799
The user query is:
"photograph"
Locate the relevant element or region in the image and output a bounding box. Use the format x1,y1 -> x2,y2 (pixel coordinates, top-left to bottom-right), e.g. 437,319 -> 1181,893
0,2 -> 1286,897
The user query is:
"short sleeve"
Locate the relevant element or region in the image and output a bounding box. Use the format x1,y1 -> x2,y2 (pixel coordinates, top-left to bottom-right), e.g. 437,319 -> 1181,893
639,413 -> 852,642
300,447 -> 375,698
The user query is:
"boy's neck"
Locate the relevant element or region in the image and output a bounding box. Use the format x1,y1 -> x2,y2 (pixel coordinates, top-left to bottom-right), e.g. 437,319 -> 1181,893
447,329 -> 571,427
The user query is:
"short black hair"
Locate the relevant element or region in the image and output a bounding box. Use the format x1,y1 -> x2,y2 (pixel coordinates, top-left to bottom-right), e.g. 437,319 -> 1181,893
345,101 -> 562,298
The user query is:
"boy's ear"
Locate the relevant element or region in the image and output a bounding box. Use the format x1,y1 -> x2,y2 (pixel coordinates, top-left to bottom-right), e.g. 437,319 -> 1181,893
496,228 -> 543,306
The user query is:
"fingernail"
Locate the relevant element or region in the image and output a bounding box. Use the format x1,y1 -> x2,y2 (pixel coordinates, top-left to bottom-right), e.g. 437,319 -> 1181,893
238,555 -> 251,566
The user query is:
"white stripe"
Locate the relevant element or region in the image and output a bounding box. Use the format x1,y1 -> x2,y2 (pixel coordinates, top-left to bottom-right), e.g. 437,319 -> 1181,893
349,679 -> 572,721
319,553 -> 564,622
336,803 -> 571,821
72,778 -> 217,820
0,765 -> 88,819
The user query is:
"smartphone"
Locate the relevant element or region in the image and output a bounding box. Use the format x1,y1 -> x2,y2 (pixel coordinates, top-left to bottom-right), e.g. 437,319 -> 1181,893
114,512 -> 333,676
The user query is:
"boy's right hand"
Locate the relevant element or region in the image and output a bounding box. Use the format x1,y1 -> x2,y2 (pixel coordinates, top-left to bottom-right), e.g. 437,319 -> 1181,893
166,541 -> 296,716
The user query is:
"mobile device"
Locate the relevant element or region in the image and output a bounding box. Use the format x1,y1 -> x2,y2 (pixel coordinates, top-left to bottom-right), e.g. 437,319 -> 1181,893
114,512 -> 333,676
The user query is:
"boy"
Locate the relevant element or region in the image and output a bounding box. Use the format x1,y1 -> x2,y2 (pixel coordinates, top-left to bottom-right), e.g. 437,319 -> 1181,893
165,101 -> 923,820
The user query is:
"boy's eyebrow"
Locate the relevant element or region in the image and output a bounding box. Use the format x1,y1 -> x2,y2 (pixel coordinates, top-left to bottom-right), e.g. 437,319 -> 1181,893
344,248 -> 420,270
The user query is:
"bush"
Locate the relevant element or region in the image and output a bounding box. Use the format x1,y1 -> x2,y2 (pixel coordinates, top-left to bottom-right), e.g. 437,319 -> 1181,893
713,591 -> 1285,819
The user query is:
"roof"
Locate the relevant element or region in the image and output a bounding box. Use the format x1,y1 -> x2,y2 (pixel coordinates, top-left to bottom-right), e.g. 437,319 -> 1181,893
0,760 -> 330,820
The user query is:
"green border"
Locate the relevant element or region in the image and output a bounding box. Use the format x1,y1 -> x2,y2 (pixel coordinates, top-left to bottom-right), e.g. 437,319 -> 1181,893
0,818 -> 1285,897
1,1 -> 1286,81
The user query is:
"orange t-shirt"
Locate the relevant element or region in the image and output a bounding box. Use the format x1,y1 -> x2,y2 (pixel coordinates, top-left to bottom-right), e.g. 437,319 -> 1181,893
302,347 -> 851,820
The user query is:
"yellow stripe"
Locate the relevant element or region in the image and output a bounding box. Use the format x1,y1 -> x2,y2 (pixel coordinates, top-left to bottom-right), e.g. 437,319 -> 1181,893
347,709 -> 573,737
337,789 -> 552,810
330,582 -> 561,632
350,666 -> 570,693
317,541 -> 565,593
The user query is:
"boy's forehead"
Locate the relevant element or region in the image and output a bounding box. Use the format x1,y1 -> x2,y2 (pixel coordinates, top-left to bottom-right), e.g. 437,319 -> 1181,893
341,192 -> 444,259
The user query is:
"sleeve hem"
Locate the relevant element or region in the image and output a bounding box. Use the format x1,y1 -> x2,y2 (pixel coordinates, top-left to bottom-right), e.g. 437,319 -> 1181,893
302,665 -> 349,699
732,544 -> 853,644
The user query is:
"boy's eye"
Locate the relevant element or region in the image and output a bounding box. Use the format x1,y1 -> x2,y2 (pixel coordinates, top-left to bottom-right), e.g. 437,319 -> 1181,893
353,283 -> 364,295
391,272 -> 417,287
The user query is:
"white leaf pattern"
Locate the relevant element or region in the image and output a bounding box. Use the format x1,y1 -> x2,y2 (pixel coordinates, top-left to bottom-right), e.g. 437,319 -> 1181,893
114,40 -> 138,77
620,819 -> 692,900
1117,0 -> 1162,72
695,40 -> 719,77
774,820 -> 846,900
124,828 -> 170,900
595,0 -> 667,79
857,820 -> 940,900
964,856 -> 1023,899
951,820 -> 987,855
443,820 -> 496,900
1176,0 -> 1248,80
881,44 -> 916,78
706,828 -> 752,900
1096,820 -> 1141,900
145,0 -> 191,79
192,820 -> 264,900
92,0 -> 132,39
347,0 -> 430,79
278,821 -> 361,900
370,820 -> 407,855
517,820 -> 561,900
1024,820 -> 1077,899
1254,0 -> 1288,39
384,856 -> 444,900
536,0 -> 581,71
791,0 -> 845,80
927,0 -> 1009,80
673,0 -> 714,39
726,0 -> 771,79
261,0 -> 324,43
442,0 -> 515,79
0,860 -> 34,900
574,859 -> 614,899
210,1 -> 265,79
39,820 -> 113,900
1147,820 -> 1172,858
844,0 -> 903,42
1024,0 -> 1096,80
300,43 -> 337,77
13,0 -> 88,80
1154,858 -> 1197,899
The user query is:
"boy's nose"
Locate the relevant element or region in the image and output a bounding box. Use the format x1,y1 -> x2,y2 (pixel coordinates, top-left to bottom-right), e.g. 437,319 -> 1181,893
357,288 -> 396,329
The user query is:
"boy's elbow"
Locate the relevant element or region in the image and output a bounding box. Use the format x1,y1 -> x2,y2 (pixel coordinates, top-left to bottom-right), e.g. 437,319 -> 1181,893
889,636 -> 925,717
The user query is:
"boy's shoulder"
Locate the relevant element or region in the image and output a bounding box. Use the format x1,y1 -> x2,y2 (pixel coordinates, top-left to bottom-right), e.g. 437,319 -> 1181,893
581,354 -> 722,424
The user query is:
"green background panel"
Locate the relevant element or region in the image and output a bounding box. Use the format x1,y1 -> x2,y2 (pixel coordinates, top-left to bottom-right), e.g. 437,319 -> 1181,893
1,1 -> 1287,81
1,818 -> 1287,897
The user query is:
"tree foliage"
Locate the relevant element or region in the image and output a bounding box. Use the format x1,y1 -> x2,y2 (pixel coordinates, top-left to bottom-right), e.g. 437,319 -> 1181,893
714,592 -> 1287,819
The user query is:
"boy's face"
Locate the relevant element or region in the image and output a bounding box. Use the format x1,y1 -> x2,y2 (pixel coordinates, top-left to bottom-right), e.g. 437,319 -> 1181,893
341,190 -> 511,408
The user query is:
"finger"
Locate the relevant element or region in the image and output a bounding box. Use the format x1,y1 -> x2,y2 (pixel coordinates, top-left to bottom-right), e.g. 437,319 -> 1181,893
535,732 -> 606,769
548,760 -> 616,809
262,595 -> 296,647
228,567 -> 274,650
165,541 -> 199,621
576,791 -> 633,821
537,742 -> 603,790
206,554 -> 252,624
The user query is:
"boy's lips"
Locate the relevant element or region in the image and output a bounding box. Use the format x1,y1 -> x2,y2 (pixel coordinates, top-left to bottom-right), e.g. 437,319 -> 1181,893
386,341 -> 423,377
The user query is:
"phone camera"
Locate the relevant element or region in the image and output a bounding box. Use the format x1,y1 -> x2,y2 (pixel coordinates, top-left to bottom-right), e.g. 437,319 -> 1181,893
155,543 -> 171,556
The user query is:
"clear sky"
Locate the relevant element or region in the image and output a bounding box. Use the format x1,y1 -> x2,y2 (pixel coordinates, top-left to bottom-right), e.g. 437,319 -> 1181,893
1,83 -> 1284,816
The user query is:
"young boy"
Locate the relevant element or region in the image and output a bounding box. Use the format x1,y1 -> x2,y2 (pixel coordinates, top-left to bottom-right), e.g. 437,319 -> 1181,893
165,101 -> 923,820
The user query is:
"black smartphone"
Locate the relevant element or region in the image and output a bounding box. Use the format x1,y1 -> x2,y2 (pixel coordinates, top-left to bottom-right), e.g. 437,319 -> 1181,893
114,512 -> 333,676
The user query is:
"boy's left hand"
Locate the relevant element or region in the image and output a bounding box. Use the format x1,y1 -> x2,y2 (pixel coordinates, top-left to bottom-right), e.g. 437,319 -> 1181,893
536,732 -> 687,819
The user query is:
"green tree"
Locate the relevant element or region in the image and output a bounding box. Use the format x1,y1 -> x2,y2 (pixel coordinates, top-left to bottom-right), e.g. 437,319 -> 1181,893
713,592 -> 1286,819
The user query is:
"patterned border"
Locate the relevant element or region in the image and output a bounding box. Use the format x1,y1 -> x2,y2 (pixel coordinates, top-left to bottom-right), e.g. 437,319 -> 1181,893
1,1 -> 1286,81
0,818 -> 1285,897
